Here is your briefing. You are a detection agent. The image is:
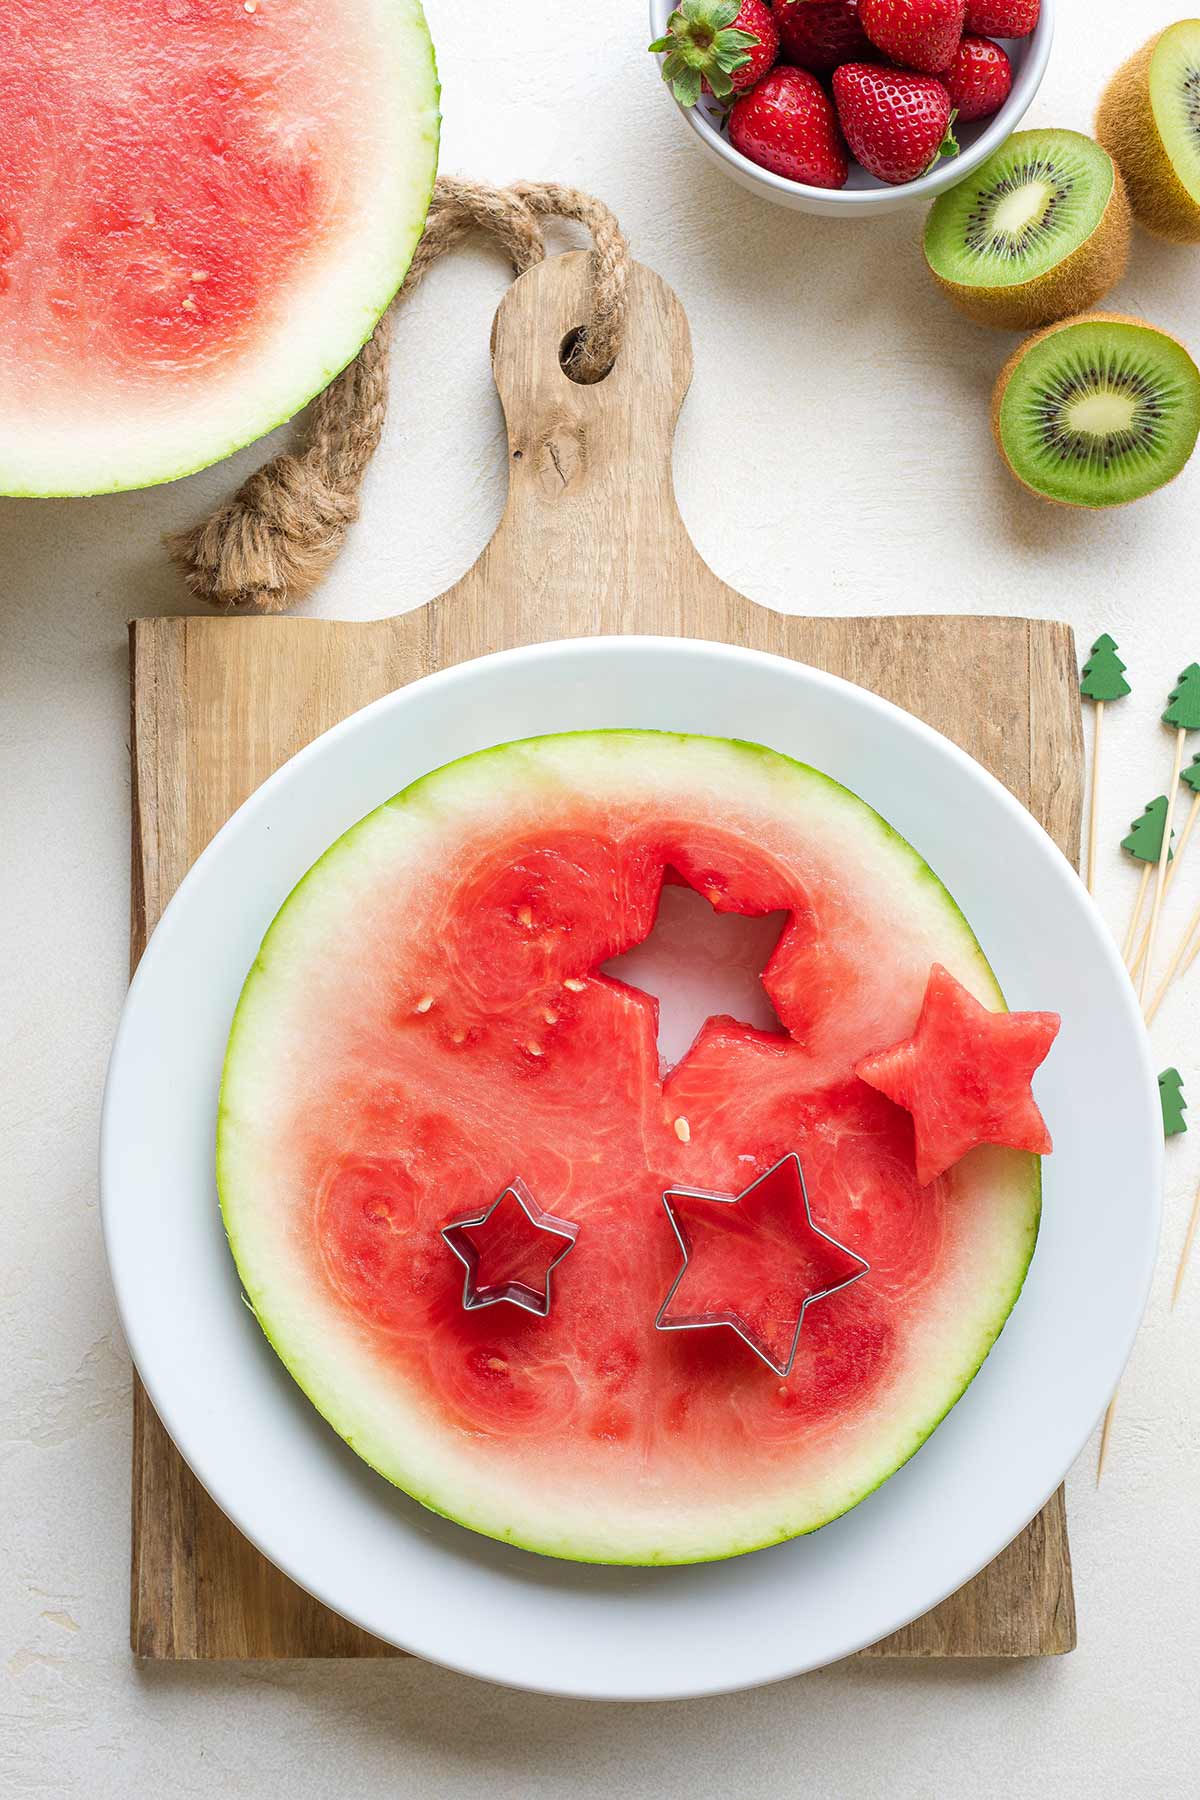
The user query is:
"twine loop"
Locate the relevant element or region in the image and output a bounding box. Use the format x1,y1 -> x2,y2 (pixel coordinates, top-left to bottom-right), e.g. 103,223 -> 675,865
169,177 -> 629,614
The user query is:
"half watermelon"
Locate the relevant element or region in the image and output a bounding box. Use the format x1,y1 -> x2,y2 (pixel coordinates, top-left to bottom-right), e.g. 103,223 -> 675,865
218,732 -> 1042,1565
0,0 -> 439,496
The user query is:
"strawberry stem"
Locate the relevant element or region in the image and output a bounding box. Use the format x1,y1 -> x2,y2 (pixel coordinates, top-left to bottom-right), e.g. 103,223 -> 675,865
648,1 -> 760,109
924,109 -> 960,174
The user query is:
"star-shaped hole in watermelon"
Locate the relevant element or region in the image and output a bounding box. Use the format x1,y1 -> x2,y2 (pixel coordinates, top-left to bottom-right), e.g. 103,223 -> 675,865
601,878 -> 787,1069
855,964 -> 1061,1186
441,1179 -> 578,1316
657,1153 -> 870,1377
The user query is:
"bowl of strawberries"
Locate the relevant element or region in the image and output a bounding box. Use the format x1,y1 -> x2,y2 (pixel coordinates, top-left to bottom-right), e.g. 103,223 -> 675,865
648,0 -> 1054,212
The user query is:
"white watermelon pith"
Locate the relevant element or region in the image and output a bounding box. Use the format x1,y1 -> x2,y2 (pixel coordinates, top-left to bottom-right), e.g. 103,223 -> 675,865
218,733 -> 1041,1565
0,0 -> 439,496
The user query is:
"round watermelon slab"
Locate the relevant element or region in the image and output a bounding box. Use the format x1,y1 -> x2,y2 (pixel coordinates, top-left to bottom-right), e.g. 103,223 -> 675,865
0,0 -> 439,496
218,732 -> 1042,1565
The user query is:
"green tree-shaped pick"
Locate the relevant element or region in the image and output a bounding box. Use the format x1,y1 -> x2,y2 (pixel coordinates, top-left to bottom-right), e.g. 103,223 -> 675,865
1080,635 -> 1131,702
1163,663 -> 1200,731
1159,1068 -> 1188,1137
1182,752 -> 1200,795
1122,796 -> 1175,864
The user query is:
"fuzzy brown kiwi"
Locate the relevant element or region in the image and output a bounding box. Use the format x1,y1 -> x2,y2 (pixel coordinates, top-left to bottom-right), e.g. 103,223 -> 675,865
923,131 -> 1131,331
1096,22 -> 1200,244
990,311 -> 1200,510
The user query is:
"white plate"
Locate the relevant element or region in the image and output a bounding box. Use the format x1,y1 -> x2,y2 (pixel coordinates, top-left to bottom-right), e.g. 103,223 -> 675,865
101,637 -> 1160,1700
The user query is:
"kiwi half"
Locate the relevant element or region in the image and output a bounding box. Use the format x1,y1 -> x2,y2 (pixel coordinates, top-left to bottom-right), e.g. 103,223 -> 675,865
924,130 -> 1131,330
1097,21 -> 1200,244
991,312 -> 1200,508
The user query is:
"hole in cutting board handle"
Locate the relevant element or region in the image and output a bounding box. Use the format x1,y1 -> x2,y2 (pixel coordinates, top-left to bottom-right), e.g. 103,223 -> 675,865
559,327 -> 616,386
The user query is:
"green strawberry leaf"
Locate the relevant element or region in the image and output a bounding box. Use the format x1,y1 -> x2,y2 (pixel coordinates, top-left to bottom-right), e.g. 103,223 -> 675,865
671,66 -> 704,108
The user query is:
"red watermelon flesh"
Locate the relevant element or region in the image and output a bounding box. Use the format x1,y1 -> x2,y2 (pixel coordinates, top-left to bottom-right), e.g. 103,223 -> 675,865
219,733 -> 1044,1564
0,0 -> 438,495
855,963 -> 1060,1186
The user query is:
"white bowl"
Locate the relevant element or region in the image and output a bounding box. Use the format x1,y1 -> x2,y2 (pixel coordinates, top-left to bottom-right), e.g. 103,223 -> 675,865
649,0 -> 1055,215
102,636 -> 1159,1699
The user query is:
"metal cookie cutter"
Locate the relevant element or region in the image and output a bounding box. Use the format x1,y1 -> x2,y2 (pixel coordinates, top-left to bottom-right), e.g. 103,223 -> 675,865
441,1177 -> 578,1317
655,1151 -> 869,1377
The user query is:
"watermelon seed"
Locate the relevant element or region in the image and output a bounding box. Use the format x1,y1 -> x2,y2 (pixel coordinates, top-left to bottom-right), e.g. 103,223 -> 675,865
181,297 -> 198,312
413,994 -> 434,1014
525,1041 -> 544,1057
564,977 -> 586,992
674,1116 -> 691,1143
190,270 -> 209,283
451,1028 -> 467,1045
486,1356 -> 508,1373
517,906 -> 534,927
543,1008 -> 558,1025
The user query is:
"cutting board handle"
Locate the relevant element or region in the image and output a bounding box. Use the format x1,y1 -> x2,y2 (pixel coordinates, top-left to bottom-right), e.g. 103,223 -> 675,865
464,250 -> 716,631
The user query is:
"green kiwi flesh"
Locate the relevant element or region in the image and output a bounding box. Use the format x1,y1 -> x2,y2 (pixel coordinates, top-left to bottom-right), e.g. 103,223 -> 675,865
1151,21 -> 1200,206
994,315 -> 1200,508
925,130 -> 1128,329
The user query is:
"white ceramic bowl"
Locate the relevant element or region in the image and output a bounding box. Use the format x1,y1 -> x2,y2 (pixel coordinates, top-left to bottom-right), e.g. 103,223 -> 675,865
649,0 -> 1055,215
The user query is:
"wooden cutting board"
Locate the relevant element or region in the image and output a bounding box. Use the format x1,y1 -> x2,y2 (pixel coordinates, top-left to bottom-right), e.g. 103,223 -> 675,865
128,250 -> 1080,1663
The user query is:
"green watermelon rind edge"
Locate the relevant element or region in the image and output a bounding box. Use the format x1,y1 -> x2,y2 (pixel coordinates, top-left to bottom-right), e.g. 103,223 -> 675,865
0,1 -> 440,498
217,729 -> 1043,1567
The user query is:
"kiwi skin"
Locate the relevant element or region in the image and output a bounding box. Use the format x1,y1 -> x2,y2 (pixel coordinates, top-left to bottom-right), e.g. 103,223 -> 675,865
1096,32 -> 1200,244
928,157 -> 1132,331
990,311 -> 1196,511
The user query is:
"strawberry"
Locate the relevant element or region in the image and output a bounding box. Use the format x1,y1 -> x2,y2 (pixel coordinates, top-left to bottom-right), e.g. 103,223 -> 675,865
729,66 -> 849,187
938,34 -> 1011,121
964,0 -> 1039,36
831,63 -> 957,184
858,0 -> 966,74
650,0 -> 779,107
774,1 -> 871,74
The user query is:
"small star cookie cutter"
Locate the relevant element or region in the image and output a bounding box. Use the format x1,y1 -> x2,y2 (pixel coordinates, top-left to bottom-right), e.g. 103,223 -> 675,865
441,1177 -> 578,1317
655,1152 -> 870,1378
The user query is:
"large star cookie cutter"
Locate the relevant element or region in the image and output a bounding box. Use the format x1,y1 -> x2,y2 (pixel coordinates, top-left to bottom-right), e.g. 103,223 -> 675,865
655,1152 -> 870,1378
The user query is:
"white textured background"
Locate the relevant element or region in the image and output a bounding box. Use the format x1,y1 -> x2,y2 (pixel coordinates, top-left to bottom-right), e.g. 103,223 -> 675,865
2,2 -> 1198,1793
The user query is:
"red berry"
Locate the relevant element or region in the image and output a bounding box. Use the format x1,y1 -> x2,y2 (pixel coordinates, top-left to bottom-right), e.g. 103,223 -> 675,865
729,65 -> 849,188
774,1 -> 871,74
964,0 -> 1039,37
858,0 -> 966,74
831,62 -> 957,184
938,34 -> 1011,121
650,0 -> 780,108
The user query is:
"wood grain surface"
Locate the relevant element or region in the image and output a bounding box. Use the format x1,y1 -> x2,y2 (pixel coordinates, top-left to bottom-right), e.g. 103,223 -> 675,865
128,252 -> 1080,1663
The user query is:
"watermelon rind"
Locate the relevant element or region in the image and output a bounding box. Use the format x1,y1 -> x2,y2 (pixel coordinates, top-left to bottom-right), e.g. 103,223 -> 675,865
0,1 -> 440,498
218,732 -> 1042,1565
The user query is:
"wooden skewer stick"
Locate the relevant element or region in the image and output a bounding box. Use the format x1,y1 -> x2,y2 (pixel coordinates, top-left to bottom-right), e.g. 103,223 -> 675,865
1122,863 -> 1153,965
1097,1389 -> 1119,1485
1140,727 -> 1188,1003
1080,636 -> 1131,901
1183,923 -> 1200,980
1086,700 -> 1104,896
1145,898 -> 1200,1026
1130,790 -> 1200,980
1173,1174 -> 1200,1309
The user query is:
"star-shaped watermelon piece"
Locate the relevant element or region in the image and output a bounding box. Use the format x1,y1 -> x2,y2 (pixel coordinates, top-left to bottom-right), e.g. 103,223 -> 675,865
854,965 -> 1060,1186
